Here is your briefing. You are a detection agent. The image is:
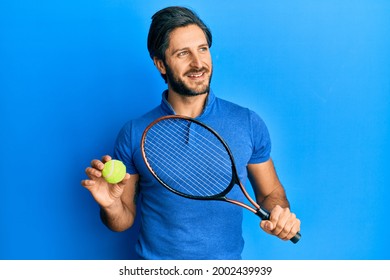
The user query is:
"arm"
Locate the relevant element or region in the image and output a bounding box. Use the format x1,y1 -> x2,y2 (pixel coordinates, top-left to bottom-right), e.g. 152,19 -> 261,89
247,159 -> 300,241
81,155 -> 139,232
99,173 -> 139,232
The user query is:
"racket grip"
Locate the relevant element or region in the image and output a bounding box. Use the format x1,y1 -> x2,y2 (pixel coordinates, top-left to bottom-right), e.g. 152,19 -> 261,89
290,232 -> 301,244
255,207 -> 301,244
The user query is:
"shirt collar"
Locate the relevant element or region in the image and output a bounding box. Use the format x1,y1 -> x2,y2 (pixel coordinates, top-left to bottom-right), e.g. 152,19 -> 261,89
160,89 -> 216,118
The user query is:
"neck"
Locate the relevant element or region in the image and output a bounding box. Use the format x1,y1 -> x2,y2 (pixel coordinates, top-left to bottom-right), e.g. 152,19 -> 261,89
167,90 -> 208,118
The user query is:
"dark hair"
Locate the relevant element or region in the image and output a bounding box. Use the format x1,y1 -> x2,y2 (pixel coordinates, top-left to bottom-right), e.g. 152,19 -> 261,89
147,6 -> 212,61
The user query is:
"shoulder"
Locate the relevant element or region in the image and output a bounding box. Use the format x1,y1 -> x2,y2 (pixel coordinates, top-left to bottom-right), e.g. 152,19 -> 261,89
215,97 -> 247,111
119,106 -> 162,133
114,106 -> 163,170
114,106 -> 164,152
214,97 -> 267,127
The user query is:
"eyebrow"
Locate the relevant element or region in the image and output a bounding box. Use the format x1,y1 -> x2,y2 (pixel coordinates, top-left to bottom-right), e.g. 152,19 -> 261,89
170,43 -> 209,56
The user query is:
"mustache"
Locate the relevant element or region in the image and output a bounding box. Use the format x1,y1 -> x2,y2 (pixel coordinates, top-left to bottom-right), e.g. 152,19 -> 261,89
184,67 -> 209,76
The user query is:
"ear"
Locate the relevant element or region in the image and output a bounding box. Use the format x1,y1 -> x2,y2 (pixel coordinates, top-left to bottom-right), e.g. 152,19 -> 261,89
153,57 -> 166,75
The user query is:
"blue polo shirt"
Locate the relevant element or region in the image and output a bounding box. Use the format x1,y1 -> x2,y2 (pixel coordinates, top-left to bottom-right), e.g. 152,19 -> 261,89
113,90 -> 271,259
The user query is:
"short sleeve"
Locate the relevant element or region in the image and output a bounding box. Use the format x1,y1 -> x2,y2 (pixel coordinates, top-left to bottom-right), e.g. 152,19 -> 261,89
248,111 -> 271,164
113,121 -> 139,174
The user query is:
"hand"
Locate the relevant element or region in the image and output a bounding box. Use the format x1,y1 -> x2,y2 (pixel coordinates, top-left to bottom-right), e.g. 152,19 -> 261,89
81,155 -> 131,208
260,205 -> 301,241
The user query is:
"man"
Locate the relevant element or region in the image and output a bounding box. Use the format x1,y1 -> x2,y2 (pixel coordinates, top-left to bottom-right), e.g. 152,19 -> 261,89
82,6 -> 300,259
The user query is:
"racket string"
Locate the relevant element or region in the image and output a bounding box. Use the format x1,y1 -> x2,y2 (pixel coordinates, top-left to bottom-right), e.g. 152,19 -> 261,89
144,118 -> 233,197
167,119 -> 229,157
145,144 -> 226,196
149,119 -> 231,170
156,119 -> 232,174
145,135 -> 229,196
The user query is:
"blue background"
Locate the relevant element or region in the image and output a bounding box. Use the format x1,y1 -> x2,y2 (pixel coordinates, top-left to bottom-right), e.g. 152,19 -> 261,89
1,0 -> 389,260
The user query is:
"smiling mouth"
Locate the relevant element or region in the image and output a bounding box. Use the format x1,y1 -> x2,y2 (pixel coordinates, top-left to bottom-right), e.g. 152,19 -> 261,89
187,71 -> 206,79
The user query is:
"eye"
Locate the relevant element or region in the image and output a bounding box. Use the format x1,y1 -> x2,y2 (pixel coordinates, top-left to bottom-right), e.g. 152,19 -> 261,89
177,51 -> 189,57
199,46 -> 209,52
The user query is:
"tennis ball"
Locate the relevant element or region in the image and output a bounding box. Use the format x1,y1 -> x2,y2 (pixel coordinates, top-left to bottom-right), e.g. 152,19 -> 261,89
102,160 -> 126,184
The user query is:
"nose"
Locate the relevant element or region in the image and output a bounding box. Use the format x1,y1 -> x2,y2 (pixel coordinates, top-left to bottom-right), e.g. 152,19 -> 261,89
190,53 -> 202,69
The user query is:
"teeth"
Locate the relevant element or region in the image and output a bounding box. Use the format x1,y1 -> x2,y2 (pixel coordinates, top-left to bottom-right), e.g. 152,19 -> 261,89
189,72 -> 203,77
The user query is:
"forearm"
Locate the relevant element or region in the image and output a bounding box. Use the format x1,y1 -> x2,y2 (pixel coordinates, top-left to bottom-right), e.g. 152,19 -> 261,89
247,161 -> 300,240
100,200 -> 136,232
248,160 -> 290,211
259,184 -> 290,211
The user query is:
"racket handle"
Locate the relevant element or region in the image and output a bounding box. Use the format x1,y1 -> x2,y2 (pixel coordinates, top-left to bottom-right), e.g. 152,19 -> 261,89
255,207 -> 301,244
290,232 -> 301,244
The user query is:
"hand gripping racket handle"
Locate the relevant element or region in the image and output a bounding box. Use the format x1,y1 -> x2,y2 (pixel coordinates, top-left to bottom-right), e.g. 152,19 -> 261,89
256,207 -> 301,244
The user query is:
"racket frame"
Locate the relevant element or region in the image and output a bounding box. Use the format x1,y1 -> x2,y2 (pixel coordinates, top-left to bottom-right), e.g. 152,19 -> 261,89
141,115 -> 300,243
141,115 -> 266,215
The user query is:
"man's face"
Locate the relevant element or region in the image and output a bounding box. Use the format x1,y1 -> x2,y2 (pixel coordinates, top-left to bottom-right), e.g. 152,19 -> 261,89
158,24 -> 213,96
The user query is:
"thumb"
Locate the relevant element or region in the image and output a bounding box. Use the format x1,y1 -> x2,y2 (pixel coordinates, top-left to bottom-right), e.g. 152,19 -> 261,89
260,220 -> 274,232
117,173 -> 131,186
109,174 -> 131,198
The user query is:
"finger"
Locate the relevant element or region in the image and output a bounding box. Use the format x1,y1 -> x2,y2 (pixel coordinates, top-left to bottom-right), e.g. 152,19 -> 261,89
91,159 -> 105,171
275,211 -> 300,240
282,222 -> 294,240
268,205 -> 282,233
101,155 -> 112,163
284,218 -> 301,241
260,220 -> 274,233
81,179 -> 96,190
85,166 -> 102,179
272,212 -> 291,236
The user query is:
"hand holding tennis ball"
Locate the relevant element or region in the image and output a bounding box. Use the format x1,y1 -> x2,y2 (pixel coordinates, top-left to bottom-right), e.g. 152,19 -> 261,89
102,159 -> 127,184
81,156 -> 131,210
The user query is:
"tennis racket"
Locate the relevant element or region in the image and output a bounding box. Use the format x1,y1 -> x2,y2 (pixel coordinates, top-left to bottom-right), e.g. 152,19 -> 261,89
141,115 -> 301,244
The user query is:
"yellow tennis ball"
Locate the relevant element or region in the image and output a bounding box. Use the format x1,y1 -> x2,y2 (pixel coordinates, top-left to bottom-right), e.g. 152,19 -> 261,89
102,160 -> 126,184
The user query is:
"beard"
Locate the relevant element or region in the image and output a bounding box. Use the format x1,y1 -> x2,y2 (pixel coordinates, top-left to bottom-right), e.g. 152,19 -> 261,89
164,63 -> 213,97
